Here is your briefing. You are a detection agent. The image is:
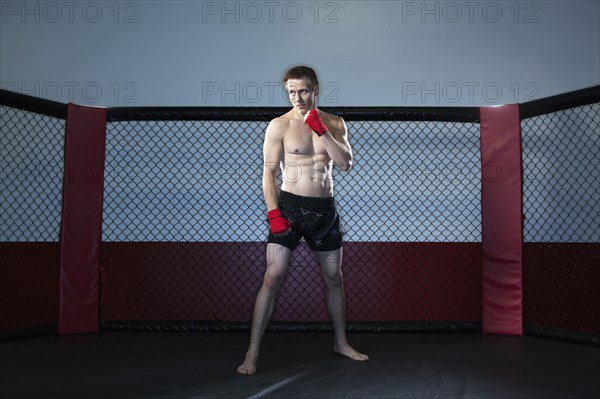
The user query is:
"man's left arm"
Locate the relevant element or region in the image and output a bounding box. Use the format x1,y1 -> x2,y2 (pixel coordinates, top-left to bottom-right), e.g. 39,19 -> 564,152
305,110 -> 352,171
321,117 -> 352,171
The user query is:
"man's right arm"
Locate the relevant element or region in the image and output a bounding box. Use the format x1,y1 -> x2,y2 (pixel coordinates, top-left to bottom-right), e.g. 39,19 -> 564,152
262,119 -> 292,235
262,119 -> 285,211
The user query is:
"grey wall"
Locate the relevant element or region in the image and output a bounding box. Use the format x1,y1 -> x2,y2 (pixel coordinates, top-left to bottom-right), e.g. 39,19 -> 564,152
1,0 -> 599,107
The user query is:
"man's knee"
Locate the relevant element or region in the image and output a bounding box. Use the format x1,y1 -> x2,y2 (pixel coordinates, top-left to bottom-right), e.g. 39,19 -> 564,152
263,245 -> 290,289
263,268 -> 286,289
319,249 -> 343,285
322,269 -> 343,288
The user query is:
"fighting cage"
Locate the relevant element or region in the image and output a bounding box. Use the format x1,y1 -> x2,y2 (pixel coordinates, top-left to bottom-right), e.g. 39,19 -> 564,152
100,107 -> 482,330
1,86 -> 598,344
0,94 -> 66,339
520,92 -> 600,342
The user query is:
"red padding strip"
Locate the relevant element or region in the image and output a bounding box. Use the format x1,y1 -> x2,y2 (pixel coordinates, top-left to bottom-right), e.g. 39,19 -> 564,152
59,104 -> 107,334
480,104 -> 523,335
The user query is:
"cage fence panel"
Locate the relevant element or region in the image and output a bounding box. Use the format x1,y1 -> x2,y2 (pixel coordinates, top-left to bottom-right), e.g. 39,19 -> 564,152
0,105 -> 64,330
522,103 -> 600,333
101,118 -> 482,324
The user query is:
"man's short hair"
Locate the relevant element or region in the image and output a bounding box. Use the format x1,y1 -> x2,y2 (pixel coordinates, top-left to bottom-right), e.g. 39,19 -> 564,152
282,66 -> 320,89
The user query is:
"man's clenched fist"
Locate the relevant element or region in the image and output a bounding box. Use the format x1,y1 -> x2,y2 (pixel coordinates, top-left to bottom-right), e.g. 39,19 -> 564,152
304,109 -> 328,137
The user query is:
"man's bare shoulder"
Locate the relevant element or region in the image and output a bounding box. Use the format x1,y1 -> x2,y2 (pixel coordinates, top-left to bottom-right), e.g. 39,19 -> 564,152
318,110 -> 346,133
317,109 -> 342,123
266,115 -> 292,134
267,111 -> 301,134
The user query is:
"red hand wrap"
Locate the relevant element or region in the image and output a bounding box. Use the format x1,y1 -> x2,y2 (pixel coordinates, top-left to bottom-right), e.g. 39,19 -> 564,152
267,208 -> 292,235
304,109 -> 328,136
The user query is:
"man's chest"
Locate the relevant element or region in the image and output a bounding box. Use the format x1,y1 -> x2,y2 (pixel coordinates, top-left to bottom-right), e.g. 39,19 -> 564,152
283,128 -> 327,156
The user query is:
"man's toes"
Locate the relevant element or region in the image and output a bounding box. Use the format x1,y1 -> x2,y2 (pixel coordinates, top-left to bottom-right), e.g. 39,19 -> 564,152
237,364 -> 256,375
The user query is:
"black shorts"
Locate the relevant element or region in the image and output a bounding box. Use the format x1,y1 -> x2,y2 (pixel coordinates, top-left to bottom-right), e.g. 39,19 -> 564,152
267,191 -> 344,251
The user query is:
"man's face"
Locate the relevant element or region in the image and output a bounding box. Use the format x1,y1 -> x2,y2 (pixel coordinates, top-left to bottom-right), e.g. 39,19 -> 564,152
285,78 -> 319,116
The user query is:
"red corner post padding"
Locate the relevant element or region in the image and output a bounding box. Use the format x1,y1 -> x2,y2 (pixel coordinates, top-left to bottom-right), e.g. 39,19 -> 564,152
59,104 -> 107,334
480,104 -> 523,335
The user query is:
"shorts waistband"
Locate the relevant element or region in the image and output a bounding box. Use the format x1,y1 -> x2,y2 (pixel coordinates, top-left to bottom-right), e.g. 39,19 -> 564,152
279,190 -> 335,207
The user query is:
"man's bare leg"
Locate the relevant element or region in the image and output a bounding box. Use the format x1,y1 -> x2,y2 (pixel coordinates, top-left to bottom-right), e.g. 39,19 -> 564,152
237,243 -> 291,375
318,248 -> 369,361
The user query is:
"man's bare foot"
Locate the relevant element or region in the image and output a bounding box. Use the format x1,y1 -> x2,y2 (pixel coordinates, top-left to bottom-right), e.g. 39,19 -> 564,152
334,342 -> 369,361
237,354 -> 257,375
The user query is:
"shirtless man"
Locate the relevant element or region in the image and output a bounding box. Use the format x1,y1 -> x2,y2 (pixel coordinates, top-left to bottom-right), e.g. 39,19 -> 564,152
237,66 -> 368,375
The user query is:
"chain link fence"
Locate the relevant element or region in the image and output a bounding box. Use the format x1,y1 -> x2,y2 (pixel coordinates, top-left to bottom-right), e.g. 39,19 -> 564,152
3,87 -> 597,336
100,115 -> 483,325
0,104 -> 64,332
522,102 -> 600,334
